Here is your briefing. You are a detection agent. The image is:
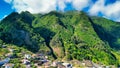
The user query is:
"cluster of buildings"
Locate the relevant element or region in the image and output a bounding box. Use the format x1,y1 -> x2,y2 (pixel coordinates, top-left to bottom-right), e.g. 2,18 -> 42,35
0,53 -> 114,68
22,54 -> 73,68
0,52 -> 73,68
0,45 -> 116,68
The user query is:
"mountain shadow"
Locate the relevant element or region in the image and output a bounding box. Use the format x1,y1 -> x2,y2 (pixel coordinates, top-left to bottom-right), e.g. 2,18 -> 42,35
89,17 -> 120,49
34,27 -> 57,59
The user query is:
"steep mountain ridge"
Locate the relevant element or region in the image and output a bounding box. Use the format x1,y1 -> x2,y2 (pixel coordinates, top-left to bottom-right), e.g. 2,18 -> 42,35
91,17 -> 120,49
0,11 -> 120,65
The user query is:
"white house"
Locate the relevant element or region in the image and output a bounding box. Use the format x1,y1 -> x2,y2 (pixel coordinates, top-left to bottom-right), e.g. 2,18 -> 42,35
106,66 -> 110,68
62,63 -> 72,68
8,48 -> 14,53
22,59 -> 30,65
24,54 -> 31,59
51,61 -> 57,67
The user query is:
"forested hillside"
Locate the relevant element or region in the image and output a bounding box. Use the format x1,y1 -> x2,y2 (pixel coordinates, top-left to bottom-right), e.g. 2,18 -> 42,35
0,11 -> 120,65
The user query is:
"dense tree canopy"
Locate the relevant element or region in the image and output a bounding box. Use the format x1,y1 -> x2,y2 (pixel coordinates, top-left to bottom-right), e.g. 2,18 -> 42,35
0,11 -> 120,65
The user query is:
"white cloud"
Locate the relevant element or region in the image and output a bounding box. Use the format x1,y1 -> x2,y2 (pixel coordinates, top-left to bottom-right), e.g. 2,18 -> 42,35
4,0 -> 120,22
57,0 -> 92,11
4,0 -> 91,13
72,0 -> 91,10
89,0 -> 105,15
103,1 -> 120,19
65,0 -> 72,3
4,0 -> 57,13
4,0 -> 12,3
57,0 -> 66,11
89,0 -> 120,21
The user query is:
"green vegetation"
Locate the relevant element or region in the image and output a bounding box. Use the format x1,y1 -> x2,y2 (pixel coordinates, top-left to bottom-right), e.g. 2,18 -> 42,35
0,11 -> 120,66
91,16 -> 120,49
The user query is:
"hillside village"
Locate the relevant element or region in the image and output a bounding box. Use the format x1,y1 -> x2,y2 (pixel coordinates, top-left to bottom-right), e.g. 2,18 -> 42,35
1,0 -> 120,67
0,44 -> 116,68
0,11 -> 120,68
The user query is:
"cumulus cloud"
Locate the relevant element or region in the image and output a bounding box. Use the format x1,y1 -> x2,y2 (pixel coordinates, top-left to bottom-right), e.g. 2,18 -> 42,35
57,0 -> 66,11
4,0 -> 91,13
3,0 -> 120,21
89,0 -> 105,15
4,0 -> 57,13
89,0 -> 120,21
57,0 -> 92,11
103,1 -> 120,19
72,0 -> 91,10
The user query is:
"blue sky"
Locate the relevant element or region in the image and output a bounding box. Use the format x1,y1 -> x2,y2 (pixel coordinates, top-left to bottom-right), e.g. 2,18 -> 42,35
0,0 -> 13,20
0,0 -> 120,22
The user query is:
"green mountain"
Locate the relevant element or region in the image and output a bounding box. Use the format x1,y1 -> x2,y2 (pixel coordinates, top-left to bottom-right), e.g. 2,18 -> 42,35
0,11 -> 120,65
